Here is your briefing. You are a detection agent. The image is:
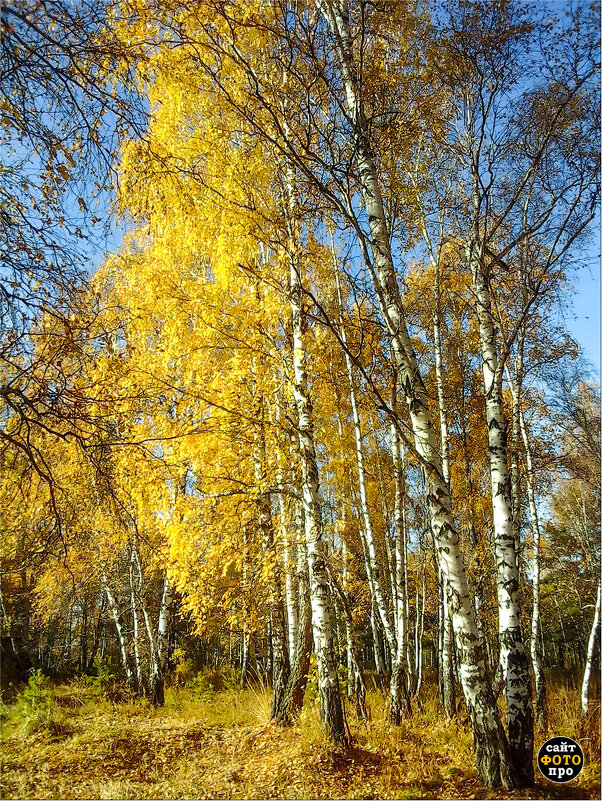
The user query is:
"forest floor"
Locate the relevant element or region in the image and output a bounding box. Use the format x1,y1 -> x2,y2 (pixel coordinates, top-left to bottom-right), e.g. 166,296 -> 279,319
1,674 -> 599,800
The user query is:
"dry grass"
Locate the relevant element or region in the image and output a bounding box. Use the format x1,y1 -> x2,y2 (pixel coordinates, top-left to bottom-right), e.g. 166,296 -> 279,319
1,676 -> 599,800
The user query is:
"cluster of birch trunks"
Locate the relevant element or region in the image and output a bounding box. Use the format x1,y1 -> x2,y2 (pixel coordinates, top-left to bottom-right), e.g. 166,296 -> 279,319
2,0 -> 600,793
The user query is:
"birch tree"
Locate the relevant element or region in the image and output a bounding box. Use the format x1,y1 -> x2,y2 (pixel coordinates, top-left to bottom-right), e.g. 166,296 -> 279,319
582,582 -> 601,716
283,175 -> 346,741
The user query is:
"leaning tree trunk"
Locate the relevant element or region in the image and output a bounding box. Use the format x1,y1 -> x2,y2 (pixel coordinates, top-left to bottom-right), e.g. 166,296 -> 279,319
581,581 -> 601,715
317,0 -> 515,785
469,242 -> 534,786
102,575 -> 133,688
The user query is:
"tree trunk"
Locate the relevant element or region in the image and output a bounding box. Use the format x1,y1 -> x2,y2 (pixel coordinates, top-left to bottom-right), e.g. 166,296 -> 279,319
150,576 -> 172,707
286,185 -> 345,739
129,550 -> 144,694
253,406 -> 290,722
414,571 -> 426,698
103,581 -> 133,687
469,243 -> 534,785
318,0 -> 514,784
241,524 -> 252,687
518,403 -> 547,730
341,540 -> 355,699
275,502 -> 314,723
432,249 -> 456,717
581,582 -> 601,715
86,597 -> 106,672
443,573 -> 457,716
276,397 -> 299,663
326,562 -> 368,720
335,266 -> 397,654
389,414 -> 412,722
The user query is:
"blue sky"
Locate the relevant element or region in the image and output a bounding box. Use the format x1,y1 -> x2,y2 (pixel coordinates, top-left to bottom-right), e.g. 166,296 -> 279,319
560,216 -> 601,375
566,264 -> 601,374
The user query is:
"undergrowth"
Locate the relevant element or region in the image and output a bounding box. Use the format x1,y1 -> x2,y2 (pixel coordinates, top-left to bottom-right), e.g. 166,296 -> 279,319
1,669 -> 74,740
1,672 -> 599,800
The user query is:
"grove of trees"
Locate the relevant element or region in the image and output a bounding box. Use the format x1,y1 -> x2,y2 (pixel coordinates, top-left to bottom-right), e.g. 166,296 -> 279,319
1,0 -> 600,792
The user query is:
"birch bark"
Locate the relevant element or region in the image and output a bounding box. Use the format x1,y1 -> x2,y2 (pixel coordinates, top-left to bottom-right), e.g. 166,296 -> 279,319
335,270 -> 396,653
276,501 -> 314,722
129,558 -> 143,694
317,0 -> 513,784
433,255 -> 455,717
581,582 -> 601,715
506,364 -> 547,731
275,397 -> 298,663
469,242 -> 534,784
441,569 -> 457,717
390,411 -> 412,721
326,561 -> 368,720
284,170 -> 345,741
149,576 -> 172,707
521,411 -> 546,729
102,579 -> 133,686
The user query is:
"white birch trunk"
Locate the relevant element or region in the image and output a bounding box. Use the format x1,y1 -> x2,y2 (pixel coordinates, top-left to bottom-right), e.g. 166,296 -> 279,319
581,582 -> 601,715
318,0 -> 513,784
513,393 -> 547,730
432,261 -> 456,716
103,581 -> 132,685
342,539 -> 355,697
334,401 -> 356,700
131,545 -> 158,680
415,572 -> 426,698
469,243 -> 534,784
389,412 -> 411,721
441,569 -> 456,716
336,271 -> 396,653
325,558 -> 368,720
277,501 -> 314,720
149,575 -> 172,706
129,553 -> 143,693
241,523 -> 251,686
276,397 -> 298,662
433,261 -> 450,488
285,166 -> 345,742
282,522 -> 298,664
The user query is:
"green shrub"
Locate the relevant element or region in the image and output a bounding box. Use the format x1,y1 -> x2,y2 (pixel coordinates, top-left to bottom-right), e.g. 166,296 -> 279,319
171,647 -> 195,687
6,669 -> 73,738
17,669 -> 53,719
85,655 -> 117,698
187,666 -> 238,696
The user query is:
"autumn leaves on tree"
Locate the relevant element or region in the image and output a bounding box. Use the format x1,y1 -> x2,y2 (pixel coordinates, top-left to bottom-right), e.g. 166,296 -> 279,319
1,0 -> 600,793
